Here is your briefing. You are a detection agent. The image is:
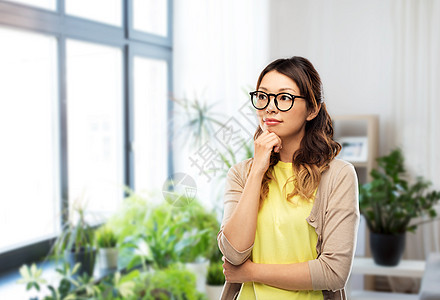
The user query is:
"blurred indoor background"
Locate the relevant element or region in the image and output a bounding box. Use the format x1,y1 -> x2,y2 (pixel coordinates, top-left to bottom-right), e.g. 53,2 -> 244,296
0,0 -> 439,299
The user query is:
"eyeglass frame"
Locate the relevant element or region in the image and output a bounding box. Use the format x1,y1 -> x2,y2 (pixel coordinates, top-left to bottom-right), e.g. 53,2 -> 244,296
249,91 -> 306,112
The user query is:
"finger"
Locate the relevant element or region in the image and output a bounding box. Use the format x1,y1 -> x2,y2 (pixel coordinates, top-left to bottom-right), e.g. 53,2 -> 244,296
266,134 -> 282,150
258,132 -> 278,144
267,132 -> 282,146
276,135 -> 282,148
255,132 -> 279,148
256,131 -> 269,141
274,140 -> 282,153
259,135 -> 281,150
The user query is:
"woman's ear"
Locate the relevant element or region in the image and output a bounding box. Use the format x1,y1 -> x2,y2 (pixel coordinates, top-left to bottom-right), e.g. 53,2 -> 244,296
306,103 -> 321,121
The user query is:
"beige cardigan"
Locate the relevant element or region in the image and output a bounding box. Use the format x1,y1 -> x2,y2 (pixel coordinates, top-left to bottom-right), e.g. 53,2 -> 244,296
217,158 -> 360,300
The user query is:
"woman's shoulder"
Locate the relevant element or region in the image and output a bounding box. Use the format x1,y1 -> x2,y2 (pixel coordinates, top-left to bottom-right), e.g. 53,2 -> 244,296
326,158 -> 357,178
328,158 -> 353,169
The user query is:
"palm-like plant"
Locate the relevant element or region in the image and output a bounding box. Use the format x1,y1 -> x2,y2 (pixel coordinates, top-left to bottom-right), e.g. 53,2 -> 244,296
53,205 -> 94,255
172,97 -> 225,148
51,197 -> 96,277
217,137 -> 254,176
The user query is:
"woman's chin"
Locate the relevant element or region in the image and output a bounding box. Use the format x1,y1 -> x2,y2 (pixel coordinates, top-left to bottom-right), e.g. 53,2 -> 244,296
260,123 -> 282,135
266,126 -> 278,134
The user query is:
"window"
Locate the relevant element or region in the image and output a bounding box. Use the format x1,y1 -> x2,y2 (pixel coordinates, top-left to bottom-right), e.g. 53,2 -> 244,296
0,27 -> 59,252
66,0 -> 122,26
66,40 -> 124,221
133,57 -> 168,194
0,0 -> 173,271
133,0 -> 168,36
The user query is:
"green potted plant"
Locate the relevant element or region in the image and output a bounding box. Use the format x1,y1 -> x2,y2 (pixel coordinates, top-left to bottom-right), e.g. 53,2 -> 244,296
205,247 -> 225,300
205,261 -> 225,300
110,199 -> 202,271
95,225 -> 118,271
176,201 -> 219,262
18,262 -> 101,299
52,201 -> 96,277
138,264 -> 207,300
359,148 -> 440,266
168,199 -> 219,293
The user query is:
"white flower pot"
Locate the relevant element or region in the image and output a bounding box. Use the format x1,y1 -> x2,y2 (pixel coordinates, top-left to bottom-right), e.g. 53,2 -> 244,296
185,260 -> 209,293
98,248 -> 118,270
205,284 -> 223,300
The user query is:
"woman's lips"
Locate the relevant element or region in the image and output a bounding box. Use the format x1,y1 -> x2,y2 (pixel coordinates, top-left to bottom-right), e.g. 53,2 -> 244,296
264,119 -> 282,126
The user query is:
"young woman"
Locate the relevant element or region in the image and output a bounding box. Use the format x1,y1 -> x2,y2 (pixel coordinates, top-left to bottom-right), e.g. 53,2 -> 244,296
217,56 -> 359,299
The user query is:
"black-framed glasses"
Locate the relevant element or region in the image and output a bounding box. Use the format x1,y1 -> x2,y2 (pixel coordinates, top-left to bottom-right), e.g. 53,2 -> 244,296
249,91 -> 306,112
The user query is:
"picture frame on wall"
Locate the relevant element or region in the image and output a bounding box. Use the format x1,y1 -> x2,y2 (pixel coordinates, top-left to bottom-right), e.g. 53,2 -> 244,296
338,136 -> 368,162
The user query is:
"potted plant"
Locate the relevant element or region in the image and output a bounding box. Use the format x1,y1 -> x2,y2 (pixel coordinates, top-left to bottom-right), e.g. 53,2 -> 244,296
111,199 -> 202,271
205,261 -> 225,300
18,262 -> 101,299
18,262 -> 142,299
359,148 -> 440,266
95,225 -> 118,271
205,247 -> 225,300
170,200 -> 219,293
138,264 -> 207,300
52,201 -> 96,276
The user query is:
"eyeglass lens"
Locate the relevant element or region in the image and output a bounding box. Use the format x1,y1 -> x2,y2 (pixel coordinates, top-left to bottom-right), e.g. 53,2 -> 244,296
251,92 -> 294,111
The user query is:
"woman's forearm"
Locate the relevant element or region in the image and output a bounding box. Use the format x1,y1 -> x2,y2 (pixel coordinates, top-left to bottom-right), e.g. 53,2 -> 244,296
222,170 -> 264,251
251,261 -> 313,291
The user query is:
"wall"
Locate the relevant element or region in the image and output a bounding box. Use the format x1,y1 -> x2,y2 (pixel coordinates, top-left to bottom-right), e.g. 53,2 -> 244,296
268,1 -> 399,289
172,0 -> 270,210
269,0 -> 395,156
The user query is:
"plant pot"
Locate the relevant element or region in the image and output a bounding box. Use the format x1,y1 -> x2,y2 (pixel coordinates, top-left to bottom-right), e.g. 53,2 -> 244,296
205,284 -> 223,300
64,247 -> 96,277
185,260 -> 209,293
370,232 -> 406,266
98,248 -> 118,270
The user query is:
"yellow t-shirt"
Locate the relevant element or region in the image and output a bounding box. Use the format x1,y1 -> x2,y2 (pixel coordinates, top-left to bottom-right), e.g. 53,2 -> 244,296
237,160 -> 323,299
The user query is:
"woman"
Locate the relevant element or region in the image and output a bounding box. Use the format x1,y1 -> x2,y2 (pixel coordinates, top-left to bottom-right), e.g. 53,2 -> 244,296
217,56 -> 359,299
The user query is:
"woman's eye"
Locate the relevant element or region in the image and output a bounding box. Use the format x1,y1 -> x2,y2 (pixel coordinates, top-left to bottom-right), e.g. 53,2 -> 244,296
280,95 -> 292,101
258,94 -> 267,100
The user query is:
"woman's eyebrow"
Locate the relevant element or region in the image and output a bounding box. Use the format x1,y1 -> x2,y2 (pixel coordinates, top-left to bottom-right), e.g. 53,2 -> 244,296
259,86 -> 298,93
278,87 -> 297,93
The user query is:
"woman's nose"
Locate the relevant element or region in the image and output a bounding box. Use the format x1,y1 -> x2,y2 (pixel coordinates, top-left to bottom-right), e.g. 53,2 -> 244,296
266,96 -> 278,112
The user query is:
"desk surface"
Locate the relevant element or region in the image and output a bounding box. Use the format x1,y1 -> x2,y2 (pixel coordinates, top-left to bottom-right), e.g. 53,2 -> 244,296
352,257 -> 425,278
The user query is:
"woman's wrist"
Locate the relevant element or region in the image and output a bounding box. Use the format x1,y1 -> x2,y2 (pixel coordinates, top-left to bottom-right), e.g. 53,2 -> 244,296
249,167 -> 265,181
248,261 -> 259,282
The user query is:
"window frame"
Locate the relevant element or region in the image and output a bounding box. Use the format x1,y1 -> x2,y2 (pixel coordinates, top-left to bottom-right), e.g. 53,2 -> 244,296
0,0 -> 174,273
127,0 -> 173,47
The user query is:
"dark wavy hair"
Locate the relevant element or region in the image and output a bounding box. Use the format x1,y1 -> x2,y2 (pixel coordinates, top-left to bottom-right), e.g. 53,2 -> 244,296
252,56 -> 341,205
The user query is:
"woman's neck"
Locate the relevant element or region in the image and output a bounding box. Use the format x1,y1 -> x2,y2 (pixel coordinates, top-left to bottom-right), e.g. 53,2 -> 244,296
278,132 -> 304,163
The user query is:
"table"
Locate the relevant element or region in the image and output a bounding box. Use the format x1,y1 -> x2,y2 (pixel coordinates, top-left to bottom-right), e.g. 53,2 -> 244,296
348,257 -> 425,300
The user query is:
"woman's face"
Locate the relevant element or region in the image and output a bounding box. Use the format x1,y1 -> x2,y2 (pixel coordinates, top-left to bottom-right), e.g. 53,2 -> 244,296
256,70 -> 315,140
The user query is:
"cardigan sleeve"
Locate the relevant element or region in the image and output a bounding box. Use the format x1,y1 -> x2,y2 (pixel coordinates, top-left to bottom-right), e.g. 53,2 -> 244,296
217,162 -> 253,265
308,164 -> 360,291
